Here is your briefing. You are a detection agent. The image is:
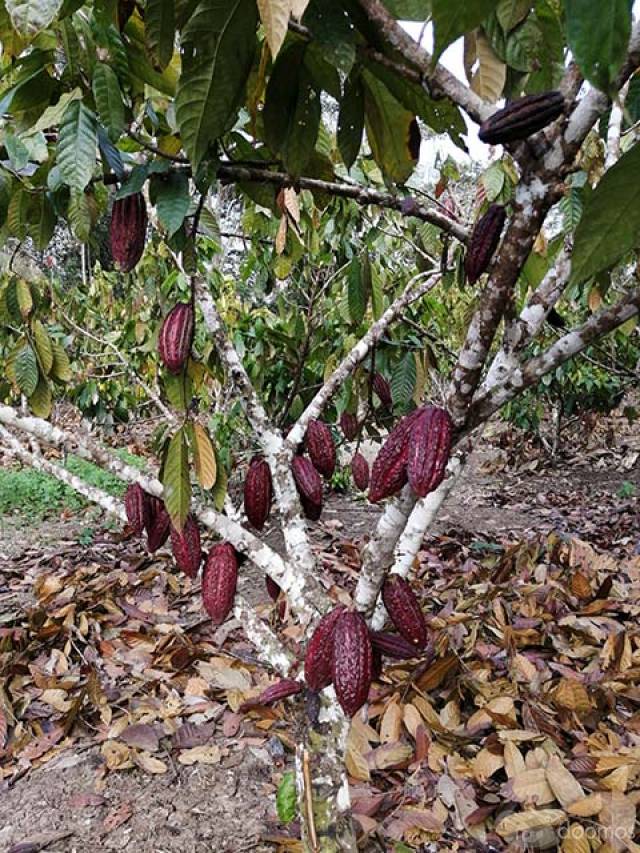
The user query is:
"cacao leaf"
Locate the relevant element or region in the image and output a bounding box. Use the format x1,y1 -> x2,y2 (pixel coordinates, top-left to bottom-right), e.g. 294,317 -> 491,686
56,100 -> 98,190
31,320 -> 53,375
67,189 -> 93,242
28,376 -> 52,418
470,31 -> 506,103
162,428 -> 191,531
193,423 -> 217,490
152,172 -> 190,236
211,445 -> 227,511
92,62 -> 125,142
145,0 -> 175,70
28,192 -> 56,251
256,0 -> 290,59
50,342 -> 72,382
338,72 -> 364,171
6,0 -> 63,37
390,352 -> 417,406
432,0 -> 500,64
15,280 -> 33,319
382,0 -> 431,16
13,343 -> 39,396
303,0 -> 356,74
565,0 -> 632,93
347,256 -> 367,325
276,771 -> 297,824
362,70 -> 418,185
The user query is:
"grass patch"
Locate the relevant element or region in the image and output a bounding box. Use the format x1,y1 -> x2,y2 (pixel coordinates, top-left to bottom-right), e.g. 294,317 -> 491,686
0,452 -> 139,520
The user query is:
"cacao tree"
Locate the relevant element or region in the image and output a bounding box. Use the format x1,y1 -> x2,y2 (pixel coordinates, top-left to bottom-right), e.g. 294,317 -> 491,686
1,1 -> 640,849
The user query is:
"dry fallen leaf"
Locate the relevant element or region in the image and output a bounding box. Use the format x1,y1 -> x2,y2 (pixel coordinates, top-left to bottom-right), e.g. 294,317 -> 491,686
177,745 -> 221,766
495,808 -> 566,838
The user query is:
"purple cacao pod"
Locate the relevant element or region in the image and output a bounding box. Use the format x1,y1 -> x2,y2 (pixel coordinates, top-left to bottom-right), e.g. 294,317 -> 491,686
368,408 -> 425,503
170,514 -> 202,578
243,456 -> 273,531
109,192 -> 148,273
145,496 -> 170,553
382,575 -> 427,649
373,373 -> 392,408
339,412 -> 358,441
351,452 -> 370,491
465,204 -> 507,284
370,631 -> 422,660
407,405 -> 453,498
265,576 -> 281,602
202,542 -> 238,625
292,455 -> 323,520
305,420 -> 336,479
478,91 -> 565,145
304,605 -> 346,691
158,302 -> 194,374
332,611 -> 373,717
124,483 -> 151,535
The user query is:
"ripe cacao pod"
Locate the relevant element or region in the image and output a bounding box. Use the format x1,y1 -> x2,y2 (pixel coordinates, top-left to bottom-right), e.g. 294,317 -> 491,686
249,679 -> 303,708
372,648 -> 383,680
351,452 -> 370,491
339,412 -> 358,441
145,496 -> 170,552
465,203 -> 507,284
478,91 -> 564,145
265,575 -> 281,602
292,455 -> 323,520
202,542 -> 238,624
158,302 -> 194,374
109,193 -> 148,272
368,408 -> 425,503
170,514 -> 202,578
407,405 -> 453,498
304,605 -> 346,691
370,631 -> 421,660
373,372 -> 392,408
124,483 -> 150,535
243,456 -> 273,531
305,420 -> 336,479
332,611 -> 373,717
382,575 -> 427,649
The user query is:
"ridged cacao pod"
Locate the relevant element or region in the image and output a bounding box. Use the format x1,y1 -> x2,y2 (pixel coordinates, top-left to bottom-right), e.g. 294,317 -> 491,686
304,605 -> 346,691
478,91 -> 564,145
243,456 -> 273,531
158,302 -> 194,374
407,405 -> 453,498
124,483 -> 150,535
170,514 -> 202,578
339,412 -> 358,441
252,679 -> 303,707
373,373 -> 392,408
368,408 -> 425,503
370,631 -> 421,660
292,455 -> 323,520
305,420 -> 336,479
351,453 -> 370,491
465,204 -> 507,284
265,575 -> 281,602
382,576 -> 427,649
332,611 -> 373,717
145,496 -> 170,553
109,193 -> 147,272
202,542 -> 238,624
372,648 -> 383,680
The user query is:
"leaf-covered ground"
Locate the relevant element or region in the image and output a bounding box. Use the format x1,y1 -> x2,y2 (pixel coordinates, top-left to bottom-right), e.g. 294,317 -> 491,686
0,412 -> 638,852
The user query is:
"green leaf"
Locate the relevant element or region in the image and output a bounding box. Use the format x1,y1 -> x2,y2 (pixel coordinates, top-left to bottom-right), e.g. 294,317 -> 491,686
302,0 -> 356,74
13,343 -> 39,396
92,63 -> 125,142
164,372 -> 193,411
68,189 -> 92,242
50,341 -> 72,382
5,130 -> 30,170
6,0 -> 63,37
338,73 -> 364,171
362,71 -> 418,184
162,427 -> 191,531
146,0 -> 175,70
263,43 -> 321,176
347,257 -> 367,325
432,0 -> 499,63
496,0 -> 531,32
152,172 -> 190,236
382,0 -> 431,17
29,192 -> 56,250
16,280 -> 33,319
32,319 -> 54,374
276,772 -> 297,824
57,100 -> 98,190
28,375 -> 52,418
391,352 -> 417,406
570,142 -> 640,285
564,0 -> 632,93
176,0 -> 258,168
211,444 -> 227,511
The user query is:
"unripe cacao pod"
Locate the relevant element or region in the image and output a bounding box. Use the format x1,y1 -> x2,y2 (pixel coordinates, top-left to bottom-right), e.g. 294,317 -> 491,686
372,372 -> 392,408
339,412 -> 358,441
292,455 -> 323,520
304,604 -> 346,691
351,452 -> 370,491
243,456 -> 273,531
332,611 -> 373,717
382,575 -> 427,649
265,575 -> 281,602
305,420 -> 336,479
124,483 -> 150,535
170,514 -> 202,578
202,542 -> 238,624
407,405 -> 453,498
478,91 -> 564,145
368,408 -> 425,503
465,204 -> 507,284
158,302 -> 194,374
370,631 -> 421,660
109,193 -> 148,272
145,496 -> 170,552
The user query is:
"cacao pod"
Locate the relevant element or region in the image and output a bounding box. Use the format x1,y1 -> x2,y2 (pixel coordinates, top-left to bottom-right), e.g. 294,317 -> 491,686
158,302 -> 194,374
170,514 -> 202,578
202,542 -> 238,624
241,679 -> 303,711
351,452 -> 370,491
304,604 -> 346,691
339,412 -> 358,441
124,483 -> 150,535
332,611 -> 373,717
145,496 -> 170,552
368,408 -> 425,503
372,648 -> 383,681
265,575 -> 281,602
382,575 -> 427,649
243,456 -> 273,531
109,193 -> 147,272
465,204 -> 507,284
478,91 -> 564,145
407,405 -> 453,498
372,372 -> 392,408
305,420 -> 336,479
292,455 -> 323,520
370,631 -> 421,660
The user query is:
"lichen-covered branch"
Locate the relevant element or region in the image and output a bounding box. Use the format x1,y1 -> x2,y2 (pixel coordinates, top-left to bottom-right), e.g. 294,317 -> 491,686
234,596 -> 295,675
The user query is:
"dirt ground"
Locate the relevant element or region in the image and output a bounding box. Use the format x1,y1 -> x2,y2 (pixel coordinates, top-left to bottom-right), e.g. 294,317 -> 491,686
0,412 -> 638,853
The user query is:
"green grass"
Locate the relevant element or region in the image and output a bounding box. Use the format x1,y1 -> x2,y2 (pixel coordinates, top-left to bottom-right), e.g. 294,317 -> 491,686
0,451 -> 142,520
